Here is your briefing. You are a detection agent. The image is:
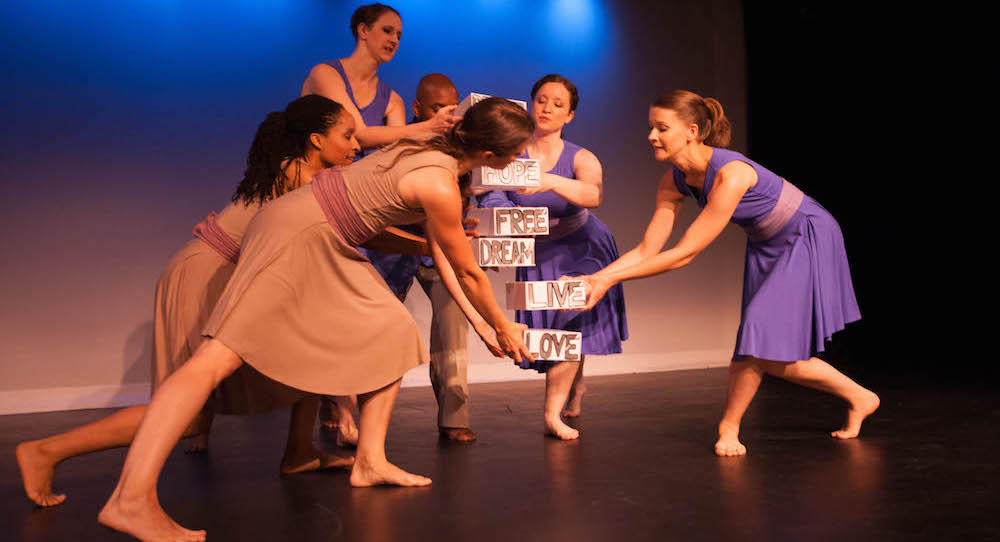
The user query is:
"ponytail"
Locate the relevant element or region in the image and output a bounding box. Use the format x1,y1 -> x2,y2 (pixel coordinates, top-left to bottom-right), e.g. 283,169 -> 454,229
653,90 -> 732,148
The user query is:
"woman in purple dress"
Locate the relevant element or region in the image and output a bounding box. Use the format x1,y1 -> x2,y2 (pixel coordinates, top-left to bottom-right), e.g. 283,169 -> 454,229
578,90 -> 879,456
478,75 -> 628,440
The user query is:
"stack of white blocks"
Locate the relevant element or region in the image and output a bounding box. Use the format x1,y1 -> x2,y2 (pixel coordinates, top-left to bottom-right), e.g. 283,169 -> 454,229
460,93 -> 585,362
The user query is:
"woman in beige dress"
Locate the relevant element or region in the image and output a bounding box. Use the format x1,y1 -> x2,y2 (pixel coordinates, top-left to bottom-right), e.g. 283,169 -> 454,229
16,95 -> 362,508
97,97 -> 536,542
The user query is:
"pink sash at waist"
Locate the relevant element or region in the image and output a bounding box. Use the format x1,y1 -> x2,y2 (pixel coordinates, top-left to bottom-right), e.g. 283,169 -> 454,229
745,179 -> 804,242
192,212 -> 240,264
312,167 -> 377,247
546,210 -> 590,241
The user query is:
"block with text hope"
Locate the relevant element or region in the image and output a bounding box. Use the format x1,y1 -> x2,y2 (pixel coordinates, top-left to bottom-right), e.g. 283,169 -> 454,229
467,207 -> 549,237
471,237 -> 535,267
524,329 -> 582,361
506,280 -> 587,310
470,159 -> 541,193
454,92 -> 528,118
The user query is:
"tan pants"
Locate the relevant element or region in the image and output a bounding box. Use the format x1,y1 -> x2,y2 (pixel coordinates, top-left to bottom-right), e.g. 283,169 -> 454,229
401,264 -> 471,428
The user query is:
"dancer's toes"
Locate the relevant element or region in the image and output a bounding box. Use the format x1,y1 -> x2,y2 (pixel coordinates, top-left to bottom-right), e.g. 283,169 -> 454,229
715,422 -> 746,456
99,493 -> 206,542
544,418 -> 580,440
832,390 -> 880,439
16,441 -> 65,507
349,459 -> 432,487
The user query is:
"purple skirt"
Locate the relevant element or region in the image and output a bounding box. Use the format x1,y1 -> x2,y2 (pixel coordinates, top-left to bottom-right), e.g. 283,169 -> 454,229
516,214 -> 629,372
734,197 -> 860,362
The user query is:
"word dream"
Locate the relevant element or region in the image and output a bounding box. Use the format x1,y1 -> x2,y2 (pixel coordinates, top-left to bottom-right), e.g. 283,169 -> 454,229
524,329 -> 582,361
506,280 -> 587,310
467,207 -> 549,237
454,92 -> 528,118
472,237 -> 535,267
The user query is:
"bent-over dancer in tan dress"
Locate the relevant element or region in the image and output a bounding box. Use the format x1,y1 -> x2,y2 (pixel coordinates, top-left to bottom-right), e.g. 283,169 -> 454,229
16,95 -> 360,508
98,98 -> 536,542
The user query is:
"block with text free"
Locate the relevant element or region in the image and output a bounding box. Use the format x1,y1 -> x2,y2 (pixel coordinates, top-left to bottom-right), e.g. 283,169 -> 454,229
524,329 -> 582,361
467,207 -> 549,237
506,280 -> 587,310
470,158 -> 541,193
454,92 -> 528,118
471,237 -> 535,267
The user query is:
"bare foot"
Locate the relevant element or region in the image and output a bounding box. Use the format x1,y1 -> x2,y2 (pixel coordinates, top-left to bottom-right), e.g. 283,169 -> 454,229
439,427 -> 477,443
281,448 -> 355,475
336,422 -> 359,448
832,390 -> 880,439
16,441 -> 65,507
562,383 -> 587,418
544,417 -> 580,440
714,421 -> 747,456
349,458 -> 432,487
98,492 -> 206,541
184,434 -> 209,454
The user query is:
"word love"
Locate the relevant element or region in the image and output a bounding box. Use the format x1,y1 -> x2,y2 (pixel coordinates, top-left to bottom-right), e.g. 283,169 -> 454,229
454,92 -> 528,118
467,207 -> 549,237
506,280 -> 586,310
472,237 -> 535,267
524,329 -> 582,361
470,159 -> 542,192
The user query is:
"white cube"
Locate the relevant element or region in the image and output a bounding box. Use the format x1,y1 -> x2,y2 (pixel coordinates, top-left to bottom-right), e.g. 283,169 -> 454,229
470,159 -> 541,193
454,92 -> 528,118
506,280 -> 586,310
471,237 -> 535,267
467,207 -> 549,237
524,329 -> 582,361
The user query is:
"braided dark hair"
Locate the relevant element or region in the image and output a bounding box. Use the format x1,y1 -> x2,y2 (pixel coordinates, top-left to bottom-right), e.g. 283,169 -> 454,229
379,97 -> 534,188
233,95 -> 345,205
350,3 -> 401,40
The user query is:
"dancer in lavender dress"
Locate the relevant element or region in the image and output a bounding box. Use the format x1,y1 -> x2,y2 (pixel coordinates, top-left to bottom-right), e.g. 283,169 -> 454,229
478,74 -> 628,440
301,3 -> 459,444
577,90 -> 879,456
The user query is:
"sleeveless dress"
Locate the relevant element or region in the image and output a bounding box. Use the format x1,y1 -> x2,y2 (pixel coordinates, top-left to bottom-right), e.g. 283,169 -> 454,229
153,202 -> 304,414
202,147 -> 459,395
328,59 -> 419,296
478,140 -> 628,372
672,147 -> 861,362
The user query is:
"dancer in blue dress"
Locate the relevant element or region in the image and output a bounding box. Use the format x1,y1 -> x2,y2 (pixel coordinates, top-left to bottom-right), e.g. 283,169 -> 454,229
478,74 -> 628,440
577,90 -> 878,455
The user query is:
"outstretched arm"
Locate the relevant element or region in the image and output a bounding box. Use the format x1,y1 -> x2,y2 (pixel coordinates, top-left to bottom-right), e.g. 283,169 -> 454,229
302,64 -> 457,149
580,162 -> 755,309
404,167 -> 533,363
427,232 -> 503,356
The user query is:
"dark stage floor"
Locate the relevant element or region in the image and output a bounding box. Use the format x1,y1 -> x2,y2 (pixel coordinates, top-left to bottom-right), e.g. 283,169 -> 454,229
2,368 -> 997,541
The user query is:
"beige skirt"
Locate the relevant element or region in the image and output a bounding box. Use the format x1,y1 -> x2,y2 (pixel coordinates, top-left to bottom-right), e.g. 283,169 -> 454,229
153,238 -> 305,414
202,186 -> 428,396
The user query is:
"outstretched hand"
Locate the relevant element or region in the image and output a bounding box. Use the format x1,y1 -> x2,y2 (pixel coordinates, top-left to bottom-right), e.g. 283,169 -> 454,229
562,274 -> 612,311
495,321 -> 534,365
426,105 -> 459,134
473,320 -> 503,357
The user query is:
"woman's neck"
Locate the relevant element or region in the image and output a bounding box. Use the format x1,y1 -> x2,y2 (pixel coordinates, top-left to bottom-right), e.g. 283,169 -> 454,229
528,129 -> 563,158
342,46 -> 380,84
283,154 -> 325,191
671,143 -> 713,181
